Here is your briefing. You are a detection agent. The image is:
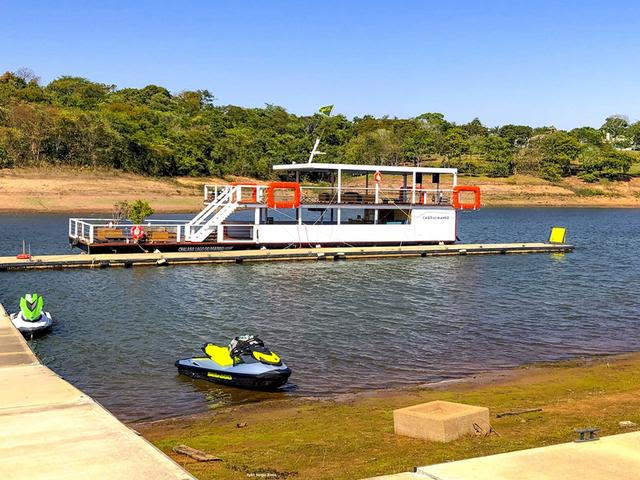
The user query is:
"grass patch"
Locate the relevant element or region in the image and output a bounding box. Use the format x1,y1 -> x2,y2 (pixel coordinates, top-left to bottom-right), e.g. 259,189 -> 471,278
137,354 -> 640,480
628,163 -> 640,176
574,187 -> 606,197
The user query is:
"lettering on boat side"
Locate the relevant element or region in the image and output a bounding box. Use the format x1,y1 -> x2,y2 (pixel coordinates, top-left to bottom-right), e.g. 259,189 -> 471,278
177,246 -> 233,252
419,214 -> 451,221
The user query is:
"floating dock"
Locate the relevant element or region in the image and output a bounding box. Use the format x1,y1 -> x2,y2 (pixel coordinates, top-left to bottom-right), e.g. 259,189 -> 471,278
0,242 -> 573,271
0,304 -> 195,480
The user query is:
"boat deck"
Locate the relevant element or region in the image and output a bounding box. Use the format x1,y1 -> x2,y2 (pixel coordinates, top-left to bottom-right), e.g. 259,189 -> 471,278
0,242 -> 574,271
0,304 -> 194,480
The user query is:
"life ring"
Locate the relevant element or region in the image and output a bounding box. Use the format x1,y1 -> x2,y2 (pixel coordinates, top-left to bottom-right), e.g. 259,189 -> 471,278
231,181 -> 258,203
131,225 -> 145,240
374,171 -> 382,183
452,185 -> 481,210
266,182 -> 301,209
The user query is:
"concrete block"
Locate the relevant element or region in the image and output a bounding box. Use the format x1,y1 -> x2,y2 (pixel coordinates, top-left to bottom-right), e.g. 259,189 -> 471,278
393,400 -> 490,442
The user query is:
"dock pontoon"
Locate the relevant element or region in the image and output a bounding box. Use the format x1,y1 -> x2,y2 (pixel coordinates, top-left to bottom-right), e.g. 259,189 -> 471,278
68,163 -> 480,253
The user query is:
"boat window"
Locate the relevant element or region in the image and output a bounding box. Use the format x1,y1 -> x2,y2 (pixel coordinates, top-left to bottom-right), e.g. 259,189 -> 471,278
340,208 -> 376,225
378,209 -> 411,225
265,209 -> 298,224
300,208 -> 338,225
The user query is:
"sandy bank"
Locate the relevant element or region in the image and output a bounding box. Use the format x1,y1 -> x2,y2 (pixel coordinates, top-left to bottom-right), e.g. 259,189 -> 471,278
1,167 -> 639,214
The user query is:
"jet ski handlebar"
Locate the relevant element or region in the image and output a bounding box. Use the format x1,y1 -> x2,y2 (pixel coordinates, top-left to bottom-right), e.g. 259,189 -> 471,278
229,335 -> 266,357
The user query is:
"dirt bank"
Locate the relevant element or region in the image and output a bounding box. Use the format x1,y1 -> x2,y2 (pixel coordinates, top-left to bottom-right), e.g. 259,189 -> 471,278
1,167 -> 639,214
135,353 -> 640,480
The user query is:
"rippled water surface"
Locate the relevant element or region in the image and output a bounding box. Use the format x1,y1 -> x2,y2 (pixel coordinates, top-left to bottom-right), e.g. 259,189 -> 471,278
1,209 -> 639,421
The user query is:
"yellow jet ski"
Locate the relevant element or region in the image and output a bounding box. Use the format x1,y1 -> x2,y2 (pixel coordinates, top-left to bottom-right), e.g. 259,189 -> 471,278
176,336 -> 291,389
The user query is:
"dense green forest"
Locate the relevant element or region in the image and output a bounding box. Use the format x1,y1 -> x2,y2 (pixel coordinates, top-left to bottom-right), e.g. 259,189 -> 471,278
0,69 -> 637,182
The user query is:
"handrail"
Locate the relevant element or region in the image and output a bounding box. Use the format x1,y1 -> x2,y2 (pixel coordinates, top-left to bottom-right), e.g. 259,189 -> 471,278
203,184 -> 453,206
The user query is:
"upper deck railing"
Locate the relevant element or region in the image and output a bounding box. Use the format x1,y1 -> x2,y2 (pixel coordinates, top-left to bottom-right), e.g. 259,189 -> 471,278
204,184 -> 452,207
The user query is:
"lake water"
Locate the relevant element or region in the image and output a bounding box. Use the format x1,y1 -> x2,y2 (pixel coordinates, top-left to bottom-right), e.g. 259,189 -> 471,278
1,209 -> 639,421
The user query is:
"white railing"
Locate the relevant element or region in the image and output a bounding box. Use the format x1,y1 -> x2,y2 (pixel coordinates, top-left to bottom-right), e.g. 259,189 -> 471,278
187,185 -> 240,242
205,184 -> 266,204
299,186 -> 452,205
68,218 -> 189,245
204,184 -> 451,206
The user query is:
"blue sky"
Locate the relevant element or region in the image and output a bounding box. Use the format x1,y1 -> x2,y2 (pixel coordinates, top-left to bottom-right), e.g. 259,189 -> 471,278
1,0 -> 639,129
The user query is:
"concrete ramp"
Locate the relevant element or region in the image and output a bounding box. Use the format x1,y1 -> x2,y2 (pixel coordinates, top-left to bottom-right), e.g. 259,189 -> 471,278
416,431 -> 640,479
0,304 -> 194,480
367,431 -> 640,480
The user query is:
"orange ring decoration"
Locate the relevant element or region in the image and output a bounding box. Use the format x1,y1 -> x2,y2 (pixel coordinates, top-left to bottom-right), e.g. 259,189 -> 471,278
231,181 -> 258,203
452,185 -> 481,210
266,182 -> 301,209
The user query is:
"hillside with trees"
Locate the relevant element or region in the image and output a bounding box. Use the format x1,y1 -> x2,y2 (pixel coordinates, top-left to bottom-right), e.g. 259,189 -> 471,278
0,69 -> 638,183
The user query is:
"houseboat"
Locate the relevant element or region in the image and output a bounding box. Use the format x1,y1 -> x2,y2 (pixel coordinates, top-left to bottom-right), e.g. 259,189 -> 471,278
68,163 -> 480,254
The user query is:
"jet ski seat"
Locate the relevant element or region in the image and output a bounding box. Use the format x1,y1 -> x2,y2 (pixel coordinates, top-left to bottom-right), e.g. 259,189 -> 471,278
203,343 -> 234,367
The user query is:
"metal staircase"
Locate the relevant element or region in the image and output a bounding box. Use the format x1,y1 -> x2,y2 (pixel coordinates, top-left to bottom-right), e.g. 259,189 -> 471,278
185,185 -> 240,242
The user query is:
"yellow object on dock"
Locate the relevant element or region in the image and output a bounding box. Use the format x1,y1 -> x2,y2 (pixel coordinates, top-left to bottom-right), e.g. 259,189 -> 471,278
549,226 -> 567,244
0,304 -> 195,480
0,242 -> 573,271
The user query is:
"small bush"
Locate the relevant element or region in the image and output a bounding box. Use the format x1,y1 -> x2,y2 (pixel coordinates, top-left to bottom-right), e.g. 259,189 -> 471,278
579,172 -> 599,183
575,188 -> 605,197
112,200 -> 129,223
128,199 -> 154,224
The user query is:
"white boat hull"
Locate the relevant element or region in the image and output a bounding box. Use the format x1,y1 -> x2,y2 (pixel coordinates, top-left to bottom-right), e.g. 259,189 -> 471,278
10,311 -> 53,335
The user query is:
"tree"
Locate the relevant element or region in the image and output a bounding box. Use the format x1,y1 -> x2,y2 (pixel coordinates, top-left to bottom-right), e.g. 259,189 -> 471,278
482,135 -> 514,176
600,115 -> 629,143
416,112 -> 450,133
47,76 -> 114,108
570,126 -> 603,146
578,145 -> 632,182
517,132 -> 580,180
128,199 -> 154,224
498,124 -> 533,147
462,118 -> 488,137
627,122 -> 640,150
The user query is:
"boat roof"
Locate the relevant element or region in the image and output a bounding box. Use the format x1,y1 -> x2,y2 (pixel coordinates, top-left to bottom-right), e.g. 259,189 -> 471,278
272,162 -> 457,175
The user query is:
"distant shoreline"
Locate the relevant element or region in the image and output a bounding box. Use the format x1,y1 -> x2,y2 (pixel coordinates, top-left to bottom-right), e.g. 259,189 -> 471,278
1,167 -> 639,214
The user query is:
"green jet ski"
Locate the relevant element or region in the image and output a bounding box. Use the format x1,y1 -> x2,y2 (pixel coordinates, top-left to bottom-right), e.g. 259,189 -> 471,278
176,335 -> 291,390
10,293 -> 53,337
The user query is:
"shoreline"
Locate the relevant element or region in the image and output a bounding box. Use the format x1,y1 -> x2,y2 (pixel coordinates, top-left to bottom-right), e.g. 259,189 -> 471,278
2,167 -> 640,213
134,351 -> 640,480
131,351 -> 628,425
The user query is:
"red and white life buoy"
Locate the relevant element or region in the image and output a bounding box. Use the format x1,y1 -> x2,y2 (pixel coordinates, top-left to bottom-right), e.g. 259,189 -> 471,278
373,171 -> 382,184
131,225 -> 145,240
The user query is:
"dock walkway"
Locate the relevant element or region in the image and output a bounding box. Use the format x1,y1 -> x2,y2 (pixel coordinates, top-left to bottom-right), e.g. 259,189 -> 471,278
369,430 -> 640,480
0,304 -> 194,480
0,242 -> 573,271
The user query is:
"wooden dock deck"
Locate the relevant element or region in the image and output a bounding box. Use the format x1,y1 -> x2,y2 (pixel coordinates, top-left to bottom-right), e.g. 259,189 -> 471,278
0,242 -> 573,271
0,304 -> 195,480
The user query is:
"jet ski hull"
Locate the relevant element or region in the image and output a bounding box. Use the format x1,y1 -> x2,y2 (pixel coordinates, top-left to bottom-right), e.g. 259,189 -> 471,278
10,312 -> 53,337
175,357 -> 291,389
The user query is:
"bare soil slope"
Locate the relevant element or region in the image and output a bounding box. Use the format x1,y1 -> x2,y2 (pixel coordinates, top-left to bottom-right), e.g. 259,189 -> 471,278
1,167 -> 639,214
